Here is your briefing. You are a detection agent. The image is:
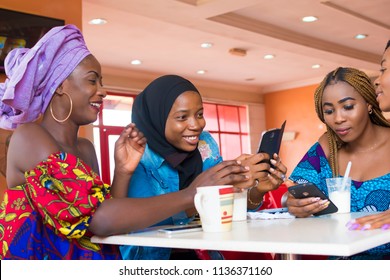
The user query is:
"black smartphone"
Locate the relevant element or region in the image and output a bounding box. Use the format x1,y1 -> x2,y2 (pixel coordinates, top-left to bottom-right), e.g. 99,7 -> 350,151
288,183 -> 338,216
257,120 -> 286,164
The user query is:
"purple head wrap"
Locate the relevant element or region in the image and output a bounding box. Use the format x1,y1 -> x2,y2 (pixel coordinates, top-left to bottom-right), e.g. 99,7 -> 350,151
0,24 -> 91,129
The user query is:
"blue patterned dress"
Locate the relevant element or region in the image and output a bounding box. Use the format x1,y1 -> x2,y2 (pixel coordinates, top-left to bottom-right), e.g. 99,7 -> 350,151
290,142 -> 390,259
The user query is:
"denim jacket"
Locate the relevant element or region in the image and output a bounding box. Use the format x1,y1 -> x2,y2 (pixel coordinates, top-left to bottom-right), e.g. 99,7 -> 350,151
120,131 -> 222,259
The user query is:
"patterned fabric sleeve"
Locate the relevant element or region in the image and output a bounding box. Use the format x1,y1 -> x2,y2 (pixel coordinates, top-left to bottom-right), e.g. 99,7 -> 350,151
289,142 -> 333,193
24,151 -> 111,239
198,131 -> 223,170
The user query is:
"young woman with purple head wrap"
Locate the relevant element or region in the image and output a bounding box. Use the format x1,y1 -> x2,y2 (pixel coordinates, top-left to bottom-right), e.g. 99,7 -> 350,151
0,25 -> 251,260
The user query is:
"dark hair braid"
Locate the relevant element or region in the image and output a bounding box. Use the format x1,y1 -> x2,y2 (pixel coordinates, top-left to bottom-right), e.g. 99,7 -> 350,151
314,67 -> 390,176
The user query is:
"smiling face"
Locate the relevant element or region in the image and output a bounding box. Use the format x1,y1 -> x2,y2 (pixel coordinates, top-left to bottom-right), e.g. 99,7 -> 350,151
375,47 -> 390,112
322,81 -> 371,143
64,55 -> 106,125
165,91 -> 206,152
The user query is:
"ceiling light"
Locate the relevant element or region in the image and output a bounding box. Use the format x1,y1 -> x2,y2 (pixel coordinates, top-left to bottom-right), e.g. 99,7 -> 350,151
312,64 -> 321,69
263,54 -> 275,60
131,59 -> 142,65
201,42 -> 213,48
197,70 -> 207,75
88,18 -> 107,25
355,34 -> 368,40
302,16 -> 318,22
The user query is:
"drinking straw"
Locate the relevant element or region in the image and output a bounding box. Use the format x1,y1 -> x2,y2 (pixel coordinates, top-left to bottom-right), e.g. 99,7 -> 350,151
341,161 -> 352,188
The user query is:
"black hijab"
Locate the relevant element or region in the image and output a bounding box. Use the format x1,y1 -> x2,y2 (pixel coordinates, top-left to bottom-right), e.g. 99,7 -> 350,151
132,75 -> 203,190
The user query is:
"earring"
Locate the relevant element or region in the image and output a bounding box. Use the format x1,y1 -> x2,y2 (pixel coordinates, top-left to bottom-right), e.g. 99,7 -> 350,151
369,108 -> 373,115
50,92 -> 73,123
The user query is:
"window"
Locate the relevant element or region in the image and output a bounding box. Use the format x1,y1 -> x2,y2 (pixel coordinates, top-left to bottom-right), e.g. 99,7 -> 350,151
94,93 -> 249,183
93,92 -> 137,183
203,103 -> 249,160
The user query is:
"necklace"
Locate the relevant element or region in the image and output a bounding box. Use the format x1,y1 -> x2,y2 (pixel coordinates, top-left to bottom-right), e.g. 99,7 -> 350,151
348,141 -> 380,153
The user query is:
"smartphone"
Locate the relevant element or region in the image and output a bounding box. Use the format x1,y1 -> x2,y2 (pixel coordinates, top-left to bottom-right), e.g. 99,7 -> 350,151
257,120 -> 286,165
158,224 -> 203,235
288,183 -> 338,216
258,207 -> 288,214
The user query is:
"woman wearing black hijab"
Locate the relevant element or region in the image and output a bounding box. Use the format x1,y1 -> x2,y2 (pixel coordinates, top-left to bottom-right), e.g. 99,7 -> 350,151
120,75 -> 287,260
132,74 -> 204,191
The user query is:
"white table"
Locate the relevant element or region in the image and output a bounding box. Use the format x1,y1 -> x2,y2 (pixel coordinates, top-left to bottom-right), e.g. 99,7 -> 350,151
92,212 -> 390,258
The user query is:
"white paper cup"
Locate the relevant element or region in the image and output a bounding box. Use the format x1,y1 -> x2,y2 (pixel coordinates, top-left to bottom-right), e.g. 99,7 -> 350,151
194,185 -> 234,232
232,189 -> 248,221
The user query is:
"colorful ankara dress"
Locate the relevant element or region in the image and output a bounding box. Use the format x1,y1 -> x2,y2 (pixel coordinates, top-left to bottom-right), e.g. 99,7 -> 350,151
0,152 -> 121,260
289,142 -> 390,259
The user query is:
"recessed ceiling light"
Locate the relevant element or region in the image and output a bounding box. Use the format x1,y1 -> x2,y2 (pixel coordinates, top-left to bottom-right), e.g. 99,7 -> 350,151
302,16 -> 318,23
201,42 -> 213,48
88,18 -> 108,25
312,64 -> 321,69
263,54 -> 275,60
131,59 -> 142,65
355,34 -> 368,40
197,70 -> 207,75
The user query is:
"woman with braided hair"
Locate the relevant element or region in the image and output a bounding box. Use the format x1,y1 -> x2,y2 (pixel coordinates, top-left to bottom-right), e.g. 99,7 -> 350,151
286,67 -> 390,259
348,41 -> 390,233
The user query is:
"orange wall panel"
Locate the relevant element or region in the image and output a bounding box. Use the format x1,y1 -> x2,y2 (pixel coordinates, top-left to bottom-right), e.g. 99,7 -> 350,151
264,84 -> 326,176
0,0 -> 82,201
0,0 -> 82,27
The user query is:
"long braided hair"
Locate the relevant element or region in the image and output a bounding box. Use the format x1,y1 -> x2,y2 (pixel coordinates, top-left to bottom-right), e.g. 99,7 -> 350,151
314,67 -> 390,176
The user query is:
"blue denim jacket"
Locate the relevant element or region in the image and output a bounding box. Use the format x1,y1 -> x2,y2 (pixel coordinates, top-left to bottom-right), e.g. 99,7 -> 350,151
120,131 -> 222,259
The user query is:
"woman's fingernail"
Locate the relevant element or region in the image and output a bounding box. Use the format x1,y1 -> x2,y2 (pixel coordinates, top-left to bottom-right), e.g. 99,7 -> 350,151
311,197 -> 321,202
381,224 -> 390,230
347,223 -> 360,230
322,201 -> 330,208
345,219 -> 356,227
270,159 -> 277,165
319,199 -> 329,205
361,224 -> 371,231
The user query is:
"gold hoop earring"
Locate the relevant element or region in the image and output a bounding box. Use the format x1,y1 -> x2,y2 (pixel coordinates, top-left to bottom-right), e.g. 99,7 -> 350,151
50,92 -> 73,123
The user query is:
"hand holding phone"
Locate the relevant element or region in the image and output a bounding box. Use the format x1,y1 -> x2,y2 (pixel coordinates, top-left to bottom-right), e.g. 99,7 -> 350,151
257,120 -> 286,165
288,183 -> 338,216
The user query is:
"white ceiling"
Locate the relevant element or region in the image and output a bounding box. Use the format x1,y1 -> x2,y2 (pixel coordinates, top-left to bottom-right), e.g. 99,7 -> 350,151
82,0 -> 390,94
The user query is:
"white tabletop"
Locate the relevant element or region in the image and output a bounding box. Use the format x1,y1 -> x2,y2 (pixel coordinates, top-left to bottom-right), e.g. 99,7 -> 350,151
91,212 -> 390,257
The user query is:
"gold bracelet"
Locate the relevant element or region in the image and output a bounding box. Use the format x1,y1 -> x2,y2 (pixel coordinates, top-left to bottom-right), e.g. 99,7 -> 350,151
248,180 -> 262,207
